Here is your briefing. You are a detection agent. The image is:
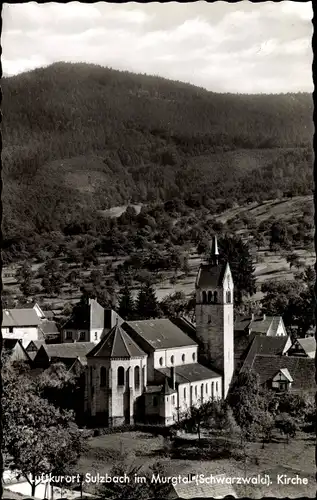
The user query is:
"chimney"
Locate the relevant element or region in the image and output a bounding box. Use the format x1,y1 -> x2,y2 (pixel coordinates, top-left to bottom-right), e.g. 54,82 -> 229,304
170,367 -> 176,390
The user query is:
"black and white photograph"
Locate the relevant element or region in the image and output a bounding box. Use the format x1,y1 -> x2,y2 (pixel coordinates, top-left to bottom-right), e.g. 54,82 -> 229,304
1,1 -> 315,499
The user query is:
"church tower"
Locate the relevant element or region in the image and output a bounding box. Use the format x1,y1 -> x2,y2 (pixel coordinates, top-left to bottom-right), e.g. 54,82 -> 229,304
195,236 -> 234,398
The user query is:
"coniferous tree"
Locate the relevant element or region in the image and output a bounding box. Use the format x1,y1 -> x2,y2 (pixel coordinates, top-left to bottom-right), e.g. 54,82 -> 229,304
118,284 -> 135,320
136,282 -> 161,319
207,235 -> 256,305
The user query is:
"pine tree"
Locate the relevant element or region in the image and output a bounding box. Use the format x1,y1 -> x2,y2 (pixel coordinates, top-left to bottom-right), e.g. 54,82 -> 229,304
118,284 -> 135,320
207,235 -> 256,305
136,282 -> 161,319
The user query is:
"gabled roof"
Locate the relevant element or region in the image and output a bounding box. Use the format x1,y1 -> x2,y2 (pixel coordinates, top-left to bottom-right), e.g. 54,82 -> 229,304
2,308 -> 41,327
123,319 -> 197,350
297,337 -> 316,356
87,324 -> 146,358
234,314 -> 284,336
241,335 -> 291,372
195,262 -> 227,289
25,340 -> 46,350
251,355 -> 315,392
41,342 -> 96,360
157,363 -> 220,384
277,368 -> 293,382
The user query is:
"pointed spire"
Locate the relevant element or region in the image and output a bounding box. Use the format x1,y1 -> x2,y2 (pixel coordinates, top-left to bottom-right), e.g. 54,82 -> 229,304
210,235 -> 219,266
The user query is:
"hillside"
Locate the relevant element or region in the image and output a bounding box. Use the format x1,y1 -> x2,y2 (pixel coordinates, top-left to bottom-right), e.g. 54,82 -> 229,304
2,62 -> 314,247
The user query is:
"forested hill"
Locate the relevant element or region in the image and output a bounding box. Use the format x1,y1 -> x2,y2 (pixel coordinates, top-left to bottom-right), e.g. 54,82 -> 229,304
2,62 -> 313,241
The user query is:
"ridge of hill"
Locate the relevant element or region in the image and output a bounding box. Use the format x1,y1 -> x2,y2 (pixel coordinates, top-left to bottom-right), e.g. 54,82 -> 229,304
2,62 -> 313,241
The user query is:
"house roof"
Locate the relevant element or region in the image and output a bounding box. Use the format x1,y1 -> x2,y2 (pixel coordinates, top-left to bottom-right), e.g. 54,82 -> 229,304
104,309 -> 124,329
87,324 -> 146,358
251,355 -> 316,392
235,314 -> 283,336
25,340 -> 46,350
123,319 -> 197,350
278,368 -> 294,382
2,308 -> 41,327
41,342 -> 96,360
157,363 -> 221,384
241,335 -> 291,372
171,474 -> 237,499
195,263 -> 227,289
39,320 -> 59,335
297,337 -> 316,356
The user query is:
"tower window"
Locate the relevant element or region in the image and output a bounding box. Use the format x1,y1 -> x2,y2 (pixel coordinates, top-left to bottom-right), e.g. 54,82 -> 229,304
214,291 -> 218,303
182,354 -> 185,363
226,291 -> 231,303
100,367 -> 107,387
117,366 -> 125,386
159,357 -> 164,366
134,366 -> 140,389
202,291 -> 207,303
208,291 -> 213,303
171,355 -> 174,365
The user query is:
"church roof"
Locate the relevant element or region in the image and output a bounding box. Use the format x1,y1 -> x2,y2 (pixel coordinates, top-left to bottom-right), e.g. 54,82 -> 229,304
195,263 -> 227,289
123,319 -> 197,350
87,324 -> 146,358
157,363 -> 220,383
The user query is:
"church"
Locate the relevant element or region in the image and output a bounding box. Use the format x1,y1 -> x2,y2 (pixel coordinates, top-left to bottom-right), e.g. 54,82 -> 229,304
84,236 -> 235,426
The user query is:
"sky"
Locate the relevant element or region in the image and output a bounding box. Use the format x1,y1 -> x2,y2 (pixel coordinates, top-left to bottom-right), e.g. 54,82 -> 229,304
2,1 -> 313,94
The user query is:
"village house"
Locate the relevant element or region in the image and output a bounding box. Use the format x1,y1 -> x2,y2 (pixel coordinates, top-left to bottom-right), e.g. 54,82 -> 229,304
61,298 -> 123,343
2,308 -> 43,347
2,339 -> 32,364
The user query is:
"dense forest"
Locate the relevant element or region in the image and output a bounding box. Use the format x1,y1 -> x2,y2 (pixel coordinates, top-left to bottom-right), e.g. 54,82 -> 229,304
2,62 -> 313,254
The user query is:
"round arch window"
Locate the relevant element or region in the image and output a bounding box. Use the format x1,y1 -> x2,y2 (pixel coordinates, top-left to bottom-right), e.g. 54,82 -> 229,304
170,355 -> 174,365
159,357 -> 163,366
192,352 -> 196,361
182,354 -> 185,363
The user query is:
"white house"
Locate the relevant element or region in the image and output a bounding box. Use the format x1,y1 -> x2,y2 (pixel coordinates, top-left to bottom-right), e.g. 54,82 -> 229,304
2,308 -> 43,347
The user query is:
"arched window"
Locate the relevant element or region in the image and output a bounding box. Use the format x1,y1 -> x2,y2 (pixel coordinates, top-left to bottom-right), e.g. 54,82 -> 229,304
171,355 -> 174,365
226,291 -> 231,303
214,291 -> 218,303
195,386 -> 197,397
172,395 -> 175,405
182,354 -> 185,363
216,381 -> 218,393
208,291 -> 213,303
100,367 -> 107,387
117,366 -> 125,386
211,381 -> 214,398
159,357 -> 164,366
202,291 -> 207,303
134,366 -> 140,389
205,383 -> 208,394
192,352 -> 196,361
184,388 -> 186,400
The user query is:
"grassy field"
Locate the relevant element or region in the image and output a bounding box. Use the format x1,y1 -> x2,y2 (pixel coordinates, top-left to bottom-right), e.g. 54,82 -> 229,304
77,429 -> 315,498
